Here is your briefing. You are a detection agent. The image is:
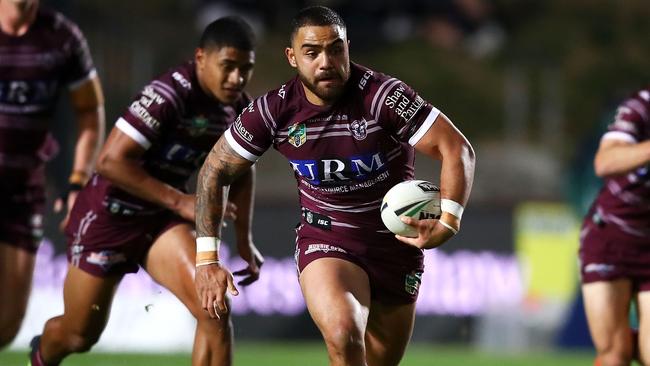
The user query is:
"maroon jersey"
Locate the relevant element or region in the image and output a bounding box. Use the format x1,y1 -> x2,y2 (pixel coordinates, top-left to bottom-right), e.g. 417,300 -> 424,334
590,87 -> 650,237
225,63 -> 440,237
0,8 -> 95,184
82,61 -> 250,214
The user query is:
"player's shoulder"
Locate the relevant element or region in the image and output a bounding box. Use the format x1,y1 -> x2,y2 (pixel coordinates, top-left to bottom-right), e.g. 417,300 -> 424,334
349,62 -> 396,95
243,76 -> 303,127
39,8 -> 84,40
151,61 -> 194,98
619,86 -> 650,121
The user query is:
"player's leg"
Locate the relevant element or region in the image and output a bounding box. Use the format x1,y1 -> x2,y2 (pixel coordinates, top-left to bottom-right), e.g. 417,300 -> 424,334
36,265 -> 122,365
300,257 -> 371,366
364,301 -> 416,366
583,279 -> 634,366
635,289 -> 650,365
143,223 -> 232,366
0,243 -> 35,348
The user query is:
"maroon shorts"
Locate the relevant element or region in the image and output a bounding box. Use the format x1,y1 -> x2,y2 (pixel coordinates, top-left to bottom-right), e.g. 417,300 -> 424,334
64,194 -> 189,278
294,224 -> 424,305
579,214 -> 650,291
0,184 -> 45,253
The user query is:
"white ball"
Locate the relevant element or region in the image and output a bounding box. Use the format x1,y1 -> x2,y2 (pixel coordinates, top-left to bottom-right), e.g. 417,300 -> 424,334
380,180 -> 441,237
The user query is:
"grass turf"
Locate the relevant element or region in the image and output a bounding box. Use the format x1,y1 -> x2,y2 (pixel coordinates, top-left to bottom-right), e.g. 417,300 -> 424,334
1,342 -> 594,366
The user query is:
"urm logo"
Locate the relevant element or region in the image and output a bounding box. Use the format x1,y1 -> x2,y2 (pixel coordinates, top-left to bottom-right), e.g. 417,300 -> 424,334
289,152 -> 387,185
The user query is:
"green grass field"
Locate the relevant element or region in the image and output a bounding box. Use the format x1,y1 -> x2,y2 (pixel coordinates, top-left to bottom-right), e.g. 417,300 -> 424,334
0,342 -> 594,366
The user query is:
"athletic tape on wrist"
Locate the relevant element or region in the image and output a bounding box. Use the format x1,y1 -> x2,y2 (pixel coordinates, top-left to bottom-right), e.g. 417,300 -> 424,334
196,237 -> 220,267
441,199 -> 464,219
438,220 -> 459,235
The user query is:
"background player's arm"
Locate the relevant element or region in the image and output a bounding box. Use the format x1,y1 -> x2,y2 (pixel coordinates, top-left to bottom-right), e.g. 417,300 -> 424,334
95,128 -> 194,221
594,138 -> 650,178
227,165 -> 264,285
69,75 -> 106,181
195,136 -> 253,318
55,75 -> 106,229
400,113 -> 475,249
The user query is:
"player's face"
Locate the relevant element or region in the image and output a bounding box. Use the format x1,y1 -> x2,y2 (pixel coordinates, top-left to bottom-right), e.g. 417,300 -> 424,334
286,25 -> 350,106
195,46 -> 255,105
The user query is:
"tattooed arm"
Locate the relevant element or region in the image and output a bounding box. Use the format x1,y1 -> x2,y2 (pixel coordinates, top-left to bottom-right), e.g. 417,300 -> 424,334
195,136 -> 254,318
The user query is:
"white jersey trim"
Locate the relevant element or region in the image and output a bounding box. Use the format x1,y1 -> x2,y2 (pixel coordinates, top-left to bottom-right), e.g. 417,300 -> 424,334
601,131 -> 637,144
116,117 -> 151,149
408,107 -> 440,146
224,129 -> 259,162
67,68 -> 97,91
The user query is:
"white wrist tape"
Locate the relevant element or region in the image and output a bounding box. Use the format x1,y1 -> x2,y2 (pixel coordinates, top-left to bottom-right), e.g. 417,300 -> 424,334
441,199 -> 464,219
438,220 -> 459,235
196,237 -> 221,252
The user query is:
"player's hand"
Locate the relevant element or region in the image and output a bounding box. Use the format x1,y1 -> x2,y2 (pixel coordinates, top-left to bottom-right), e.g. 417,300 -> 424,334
221,201 -> 238,228
233,242 -> 264,286
395,215 -> 457,249
195,263 -> 239,319
53,189 -> 81,232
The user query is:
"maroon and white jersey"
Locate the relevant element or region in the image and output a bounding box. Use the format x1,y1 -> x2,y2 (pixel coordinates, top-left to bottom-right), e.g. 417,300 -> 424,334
0,8 -> 95,183
85,61 -> 250,213
225,62 -> 440,235
591,87 -> 650,237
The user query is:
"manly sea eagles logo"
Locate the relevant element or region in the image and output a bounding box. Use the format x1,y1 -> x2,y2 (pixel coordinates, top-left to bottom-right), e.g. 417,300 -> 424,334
349,118 -> 368,140
288,123 -> 307,147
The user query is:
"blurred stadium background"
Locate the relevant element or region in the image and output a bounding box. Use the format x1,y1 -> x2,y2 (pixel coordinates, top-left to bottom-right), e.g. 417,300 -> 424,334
2,0 -> 649,364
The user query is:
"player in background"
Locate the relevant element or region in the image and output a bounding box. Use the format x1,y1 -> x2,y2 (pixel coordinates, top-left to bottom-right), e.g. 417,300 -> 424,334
0,0 -> 105,349
580,86 -> 650,366
195,6 -> 475,366
29,17 -> 263,366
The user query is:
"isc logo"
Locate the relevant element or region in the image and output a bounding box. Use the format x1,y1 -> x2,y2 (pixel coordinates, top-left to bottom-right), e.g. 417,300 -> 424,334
289,152 -> 386,185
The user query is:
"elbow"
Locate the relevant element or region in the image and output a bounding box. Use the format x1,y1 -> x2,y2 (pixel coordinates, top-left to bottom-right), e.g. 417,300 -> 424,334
593,154 -> 613,178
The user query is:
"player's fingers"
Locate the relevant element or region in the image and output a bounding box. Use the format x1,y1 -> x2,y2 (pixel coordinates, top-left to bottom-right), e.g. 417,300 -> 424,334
232,268 -> 250,276
395,234 -> 421,247
53,198 -> 63,213
227,276 -> 239,296
400,216 -> 418,227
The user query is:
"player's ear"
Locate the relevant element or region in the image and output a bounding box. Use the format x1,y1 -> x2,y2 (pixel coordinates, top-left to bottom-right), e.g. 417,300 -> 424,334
195,47 -> 205,67
285,47 -> 297,68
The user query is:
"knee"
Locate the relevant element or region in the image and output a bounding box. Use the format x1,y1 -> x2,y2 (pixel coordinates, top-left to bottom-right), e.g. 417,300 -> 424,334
322,320 -> 365,359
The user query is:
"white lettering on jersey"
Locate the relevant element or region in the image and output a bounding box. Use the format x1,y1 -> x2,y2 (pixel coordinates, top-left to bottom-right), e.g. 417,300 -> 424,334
235,116 -> 254,142
278,84 -> 286,99
322,159 -> 348,182
172,72 -> 191,89
358,70 -> 373,90
129,101 -> 161,130
350,153 -> 385,176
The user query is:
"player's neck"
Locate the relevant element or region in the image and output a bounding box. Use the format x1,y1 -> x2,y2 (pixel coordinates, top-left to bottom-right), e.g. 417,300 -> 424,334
301,83 -> 332,108
0,3 -> 37,36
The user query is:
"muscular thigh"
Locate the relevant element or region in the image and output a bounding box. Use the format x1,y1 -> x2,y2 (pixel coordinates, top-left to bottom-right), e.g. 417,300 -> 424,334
142,223 -> 205,317
0,243 -> 36,325
636,291 -> 650,361
365,300 -> 416,366
582,279 -> 633,351
299,257 -> 371,335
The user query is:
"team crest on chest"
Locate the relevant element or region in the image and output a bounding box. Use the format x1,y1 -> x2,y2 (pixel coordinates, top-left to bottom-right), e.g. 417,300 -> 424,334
349,118 -> 368,140
188,115 -> 209,136
288,123 -> 307,147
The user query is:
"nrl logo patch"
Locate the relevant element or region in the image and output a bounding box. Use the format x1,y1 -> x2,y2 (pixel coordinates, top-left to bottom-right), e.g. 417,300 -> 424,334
189,115 -> 209,136
288,123 -> 307,147
404,271 -> 423,295
349,118 -> 367,140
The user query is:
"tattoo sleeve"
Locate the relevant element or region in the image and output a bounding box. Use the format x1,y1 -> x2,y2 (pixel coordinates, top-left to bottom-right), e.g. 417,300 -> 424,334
196,136 -> 254,238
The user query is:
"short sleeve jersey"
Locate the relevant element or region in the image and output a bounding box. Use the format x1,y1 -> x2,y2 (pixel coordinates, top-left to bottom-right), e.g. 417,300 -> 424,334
87,61 -> 251,211
225,62 -> 440,234
592,87 -> 650,236
0,8 -> 95,178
